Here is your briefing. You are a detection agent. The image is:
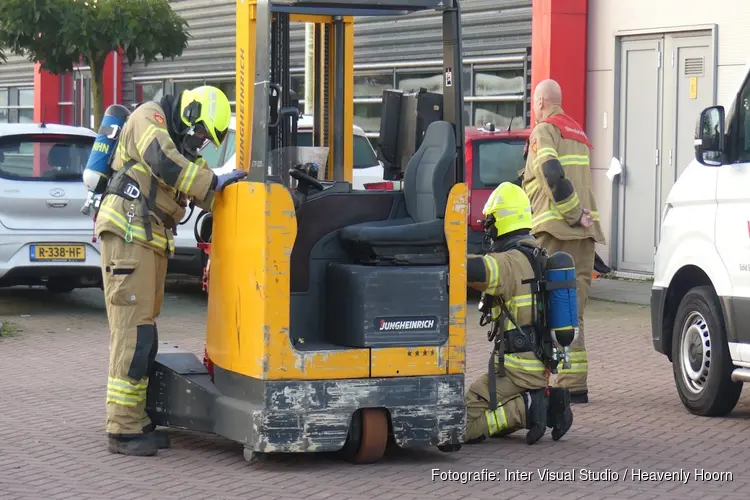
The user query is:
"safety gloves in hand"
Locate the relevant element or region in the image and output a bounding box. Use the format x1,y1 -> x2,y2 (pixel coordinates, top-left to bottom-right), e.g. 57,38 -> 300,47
215,169 -> 248,192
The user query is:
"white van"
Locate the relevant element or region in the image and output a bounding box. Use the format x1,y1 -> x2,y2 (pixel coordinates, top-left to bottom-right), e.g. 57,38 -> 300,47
651,66 -> 750,418
169,115 -> 384,276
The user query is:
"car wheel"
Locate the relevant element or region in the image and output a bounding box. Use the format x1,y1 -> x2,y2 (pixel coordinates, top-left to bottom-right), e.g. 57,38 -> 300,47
45,281 -> 76,294
671,286 -> 741,417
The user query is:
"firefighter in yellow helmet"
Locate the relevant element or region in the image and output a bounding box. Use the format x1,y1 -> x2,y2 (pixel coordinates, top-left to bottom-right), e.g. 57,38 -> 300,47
95,85 -> 247,456
464,182 -> 573,445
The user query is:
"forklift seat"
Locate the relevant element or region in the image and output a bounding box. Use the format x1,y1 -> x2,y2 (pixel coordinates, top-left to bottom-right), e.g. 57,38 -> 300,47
339,120 -> 456,265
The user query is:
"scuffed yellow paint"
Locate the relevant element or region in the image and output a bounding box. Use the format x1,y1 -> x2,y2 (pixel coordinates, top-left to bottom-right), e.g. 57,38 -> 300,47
207,182 -> 370,380
445,183 -> 468,374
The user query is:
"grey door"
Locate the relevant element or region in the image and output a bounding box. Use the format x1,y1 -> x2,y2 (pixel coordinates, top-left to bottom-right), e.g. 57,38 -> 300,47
660,33 -> 715,211
617,38 -> 663,273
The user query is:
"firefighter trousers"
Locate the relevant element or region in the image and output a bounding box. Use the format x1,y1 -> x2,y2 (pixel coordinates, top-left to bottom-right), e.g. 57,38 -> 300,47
99,231 -> 168,437
534,232 -> 594,393
465,355 -> 548,441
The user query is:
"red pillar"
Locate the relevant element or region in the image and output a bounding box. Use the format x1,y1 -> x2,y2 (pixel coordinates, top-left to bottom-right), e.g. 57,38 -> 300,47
531,0 -> 588,129
101,50 -> 124,109
33,64 -> 62,176
33,63 -> 61,124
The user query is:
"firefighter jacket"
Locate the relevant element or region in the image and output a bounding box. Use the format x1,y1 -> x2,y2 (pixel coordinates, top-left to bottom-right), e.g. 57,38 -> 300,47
467,236 -> 547,389
522,105 -> 606,243
95,101 -> 218,257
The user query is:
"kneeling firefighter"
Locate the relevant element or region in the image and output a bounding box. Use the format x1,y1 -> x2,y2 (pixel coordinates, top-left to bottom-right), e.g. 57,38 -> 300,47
464,182 -> 577,445
83,86 -> 248,456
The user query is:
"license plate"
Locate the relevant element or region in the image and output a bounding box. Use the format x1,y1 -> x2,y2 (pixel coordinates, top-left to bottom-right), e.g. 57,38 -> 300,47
29,244 -> 86,262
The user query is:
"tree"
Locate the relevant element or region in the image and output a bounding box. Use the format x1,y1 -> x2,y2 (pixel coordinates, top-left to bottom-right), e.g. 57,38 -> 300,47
0,0 -> 190,128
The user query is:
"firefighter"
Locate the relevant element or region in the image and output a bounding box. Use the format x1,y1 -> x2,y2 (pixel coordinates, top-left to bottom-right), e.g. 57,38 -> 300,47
464,182 -> 573,445
522,79 -> 606,403
96,86 -> 247,456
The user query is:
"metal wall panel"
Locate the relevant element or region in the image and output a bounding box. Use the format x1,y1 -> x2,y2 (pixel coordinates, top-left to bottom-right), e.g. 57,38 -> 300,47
0,54 -> 35,87
123,0 -> 531,92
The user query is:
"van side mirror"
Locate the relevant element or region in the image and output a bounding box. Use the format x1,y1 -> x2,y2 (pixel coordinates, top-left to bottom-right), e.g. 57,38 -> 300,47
694,106 -> 725,166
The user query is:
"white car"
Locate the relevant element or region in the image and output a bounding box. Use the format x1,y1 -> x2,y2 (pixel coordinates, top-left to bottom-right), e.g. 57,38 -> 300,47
169,115 -> 385,277
651,64 -> 750,418
0,123 -> 102,293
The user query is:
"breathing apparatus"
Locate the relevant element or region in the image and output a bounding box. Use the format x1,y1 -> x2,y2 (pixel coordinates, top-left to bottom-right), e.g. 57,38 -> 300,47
477,182 -> 579,372
81,104 -> 131,215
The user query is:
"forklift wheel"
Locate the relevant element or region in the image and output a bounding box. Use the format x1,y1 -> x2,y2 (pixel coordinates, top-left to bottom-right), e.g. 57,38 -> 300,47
341,408 -> 388,464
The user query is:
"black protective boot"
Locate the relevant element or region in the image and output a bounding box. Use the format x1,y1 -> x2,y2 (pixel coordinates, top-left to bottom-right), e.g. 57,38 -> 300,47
108,434 -> 158,456
464,435 -> 486,445
547,388 -> 573,441
570,391 -> 588,404
524,389 -> 549,445
142,424 -> 171,449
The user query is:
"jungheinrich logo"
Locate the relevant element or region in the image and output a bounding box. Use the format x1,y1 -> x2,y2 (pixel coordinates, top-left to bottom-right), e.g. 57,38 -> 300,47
375,317 -> 438,332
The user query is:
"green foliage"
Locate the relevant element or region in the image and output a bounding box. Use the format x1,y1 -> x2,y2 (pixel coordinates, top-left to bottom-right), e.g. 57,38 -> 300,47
0,0 -> 190,126
0,0 -> 190,73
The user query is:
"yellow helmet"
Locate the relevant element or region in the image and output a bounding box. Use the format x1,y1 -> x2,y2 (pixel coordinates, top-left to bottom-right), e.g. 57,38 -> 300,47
179,85 -> 232,147
482,182 -> 532,237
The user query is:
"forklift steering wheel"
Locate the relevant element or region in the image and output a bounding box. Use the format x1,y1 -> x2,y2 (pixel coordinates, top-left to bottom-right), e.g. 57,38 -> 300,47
289,168 -> 325,192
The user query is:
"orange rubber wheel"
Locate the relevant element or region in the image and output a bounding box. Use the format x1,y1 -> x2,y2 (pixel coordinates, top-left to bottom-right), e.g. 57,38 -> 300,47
342,408 -> 388,464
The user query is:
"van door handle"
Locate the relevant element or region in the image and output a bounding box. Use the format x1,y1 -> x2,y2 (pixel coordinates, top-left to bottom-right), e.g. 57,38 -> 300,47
46,200 -> 69,208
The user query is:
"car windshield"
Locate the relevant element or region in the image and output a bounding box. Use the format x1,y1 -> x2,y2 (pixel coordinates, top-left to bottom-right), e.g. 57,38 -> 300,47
474,139 -> 527,187
0,134 -> 94,182
354,135 -> 378,169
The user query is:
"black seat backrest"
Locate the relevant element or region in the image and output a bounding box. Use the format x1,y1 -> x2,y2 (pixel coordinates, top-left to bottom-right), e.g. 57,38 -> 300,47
403,121 -> 456,223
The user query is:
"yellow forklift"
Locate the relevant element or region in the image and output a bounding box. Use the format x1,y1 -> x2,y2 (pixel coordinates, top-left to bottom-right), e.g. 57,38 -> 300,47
146,0 -> 469,464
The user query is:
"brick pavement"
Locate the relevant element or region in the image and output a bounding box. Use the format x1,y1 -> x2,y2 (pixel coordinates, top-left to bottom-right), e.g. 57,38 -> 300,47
1,280 -> 749,500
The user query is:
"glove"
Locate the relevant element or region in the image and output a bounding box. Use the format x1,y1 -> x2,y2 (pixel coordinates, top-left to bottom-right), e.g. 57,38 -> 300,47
215,169 -> 248,192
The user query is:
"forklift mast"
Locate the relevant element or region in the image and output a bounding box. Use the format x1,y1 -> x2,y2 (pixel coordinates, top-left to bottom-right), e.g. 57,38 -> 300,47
235,0 -> 466,185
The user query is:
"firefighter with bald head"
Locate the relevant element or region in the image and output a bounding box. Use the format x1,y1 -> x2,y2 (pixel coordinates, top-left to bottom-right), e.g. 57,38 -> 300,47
522,79 -> 606,403
464,182 -> 573,445
95,86 -> 247,456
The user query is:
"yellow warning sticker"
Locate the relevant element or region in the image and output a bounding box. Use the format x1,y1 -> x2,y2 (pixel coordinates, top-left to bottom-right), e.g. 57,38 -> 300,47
689,77 -> 698,99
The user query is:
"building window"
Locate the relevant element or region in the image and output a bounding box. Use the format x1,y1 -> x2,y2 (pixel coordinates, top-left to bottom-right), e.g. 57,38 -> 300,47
396,71 -> 442,94
473,101 -> 524,130
136,82 -> 164,103
59,74 -> 75,125
173,80 -> 204,96
18,88 -> 34,123
0,89 -> 8,124
473,69 -> 524,96
355,73 -> 393,98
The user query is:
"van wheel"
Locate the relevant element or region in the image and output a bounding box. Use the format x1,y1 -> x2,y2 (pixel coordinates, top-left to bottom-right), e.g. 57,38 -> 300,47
671,286 -> 741,416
